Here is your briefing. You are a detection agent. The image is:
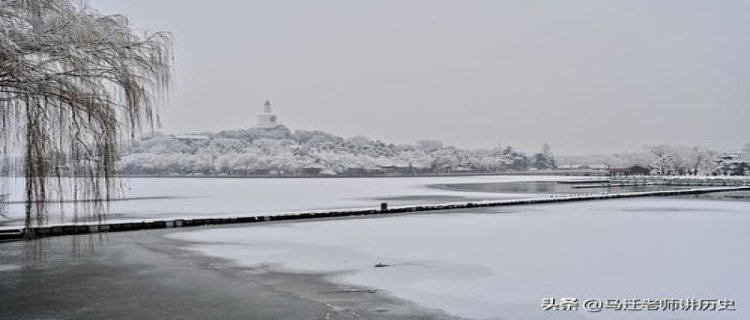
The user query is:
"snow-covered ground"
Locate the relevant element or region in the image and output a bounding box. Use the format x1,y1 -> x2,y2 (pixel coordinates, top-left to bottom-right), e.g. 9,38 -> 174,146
169,198 -> 750,320
0,175 -> 576,226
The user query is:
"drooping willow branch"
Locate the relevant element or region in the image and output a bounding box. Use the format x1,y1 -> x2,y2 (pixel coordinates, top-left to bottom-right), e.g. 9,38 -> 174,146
0,0 -> 172,235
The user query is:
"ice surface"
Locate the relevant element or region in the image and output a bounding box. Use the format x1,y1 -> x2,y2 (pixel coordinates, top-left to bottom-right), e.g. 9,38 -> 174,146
169,198 -> 750,320
0,175 -> 575,227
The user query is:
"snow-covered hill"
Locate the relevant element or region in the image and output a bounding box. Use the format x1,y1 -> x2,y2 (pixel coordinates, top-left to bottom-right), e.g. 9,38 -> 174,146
119,126 -> 555,176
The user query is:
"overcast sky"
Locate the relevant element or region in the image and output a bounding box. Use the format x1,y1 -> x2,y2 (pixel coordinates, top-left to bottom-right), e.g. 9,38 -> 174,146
91,0 -> 749,154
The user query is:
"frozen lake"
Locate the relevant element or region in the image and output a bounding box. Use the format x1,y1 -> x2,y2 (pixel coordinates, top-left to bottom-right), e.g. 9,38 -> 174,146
0,175 -> 579,227
2,176 -> 748,319
170,197 -> 750,320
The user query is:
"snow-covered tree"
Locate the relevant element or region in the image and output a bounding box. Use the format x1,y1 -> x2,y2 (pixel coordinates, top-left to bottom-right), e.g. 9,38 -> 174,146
430,149 -> 460,173
684,146 -> 716,175
532,143 -> 556,169
416,140 -> 444,151
1,0 -> 172,229
647,145 -> 676,175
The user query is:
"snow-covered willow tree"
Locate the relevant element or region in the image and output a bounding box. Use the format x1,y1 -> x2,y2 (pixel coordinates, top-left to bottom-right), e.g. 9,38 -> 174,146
0,0 -> 171,233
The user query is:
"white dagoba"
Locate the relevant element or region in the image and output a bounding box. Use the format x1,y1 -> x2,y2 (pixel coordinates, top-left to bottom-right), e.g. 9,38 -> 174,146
256,100 -> 279,129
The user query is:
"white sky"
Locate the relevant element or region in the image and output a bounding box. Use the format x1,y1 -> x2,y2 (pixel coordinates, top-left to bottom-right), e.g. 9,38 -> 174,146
91,0 -> 750,154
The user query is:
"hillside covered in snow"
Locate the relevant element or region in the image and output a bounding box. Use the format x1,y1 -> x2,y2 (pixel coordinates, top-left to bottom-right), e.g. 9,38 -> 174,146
119,126 -> 556,176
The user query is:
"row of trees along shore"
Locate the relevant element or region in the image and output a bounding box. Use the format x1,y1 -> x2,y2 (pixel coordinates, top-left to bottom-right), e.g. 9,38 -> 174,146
1,0 -> 172,230
559,144 -> 750,176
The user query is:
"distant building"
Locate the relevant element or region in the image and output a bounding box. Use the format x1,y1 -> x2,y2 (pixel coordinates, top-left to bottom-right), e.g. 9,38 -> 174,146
256,100 -> 280,129
713,153 -> 750,176
608,165 -> 651,177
